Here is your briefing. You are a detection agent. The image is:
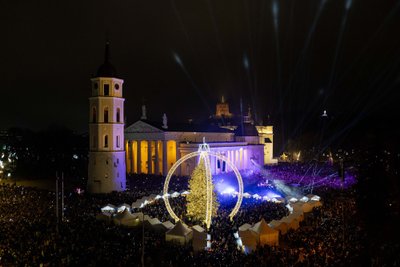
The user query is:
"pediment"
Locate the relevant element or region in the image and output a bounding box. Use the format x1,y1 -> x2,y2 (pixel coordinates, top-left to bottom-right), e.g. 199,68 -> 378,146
125,120 -> 164,133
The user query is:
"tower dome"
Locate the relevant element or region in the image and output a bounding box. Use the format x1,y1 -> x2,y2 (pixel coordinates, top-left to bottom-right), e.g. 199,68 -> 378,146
96,42 -> 118,77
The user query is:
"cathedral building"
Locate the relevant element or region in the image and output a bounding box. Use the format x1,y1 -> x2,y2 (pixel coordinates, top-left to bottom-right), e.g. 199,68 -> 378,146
124,98 -> 277,177
88,44 -> 276,193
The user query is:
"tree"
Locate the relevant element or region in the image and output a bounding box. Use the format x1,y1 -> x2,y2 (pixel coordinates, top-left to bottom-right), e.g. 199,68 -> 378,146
186,156 -> 219,224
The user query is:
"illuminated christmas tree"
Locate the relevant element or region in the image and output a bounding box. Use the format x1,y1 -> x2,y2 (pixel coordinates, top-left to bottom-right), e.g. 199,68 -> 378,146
186,157 -> 219,223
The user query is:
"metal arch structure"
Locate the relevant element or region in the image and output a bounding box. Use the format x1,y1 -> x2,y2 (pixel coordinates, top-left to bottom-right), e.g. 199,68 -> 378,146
163,148 -> 244,229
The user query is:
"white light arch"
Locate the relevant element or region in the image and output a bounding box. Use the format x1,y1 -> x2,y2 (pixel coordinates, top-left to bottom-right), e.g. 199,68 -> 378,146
163,148 -> 244,229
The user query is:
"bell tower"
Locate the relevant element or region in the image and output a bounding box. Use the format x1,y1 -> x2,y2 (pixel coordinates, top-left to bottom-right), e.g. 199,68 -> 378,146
87,42 -> 126,193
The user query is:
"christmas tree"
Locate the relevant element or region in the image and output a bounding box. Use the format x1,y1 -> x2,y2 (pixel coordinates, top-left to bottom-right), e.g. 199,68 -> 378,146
186,156 -> 219,224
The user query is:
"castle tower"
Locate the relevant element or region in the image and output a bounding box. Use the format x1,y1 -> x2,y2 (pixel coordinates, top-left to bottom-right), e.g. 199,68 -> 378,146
87,43 -> 126,193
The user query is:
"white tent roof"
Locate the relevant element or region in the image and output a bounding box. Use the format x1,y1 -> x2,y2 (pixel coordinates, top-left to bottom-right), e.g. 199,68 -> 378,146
166,221 -> 192,236
117,203 -> 131,212
239,223 -> 252,232
262,196 -> 271,201
306,194 -> 321,201
272,197 -> 285,203
243,192 -> 252,198
192,225 -> 205,233
299,196 -> 309,202
162,221 -> 175,230
103,203 -> 116,209
101,204 -> 116,213
269,220 -> 287,227
251,219 -> 278,235
311,195 -> 321,201
279,215 -> 299,231
171,192 -> 180,198
148,217 -> 162,225
269,220 -> 288,235
131,201 -> 142,209
286,196 -> 298,203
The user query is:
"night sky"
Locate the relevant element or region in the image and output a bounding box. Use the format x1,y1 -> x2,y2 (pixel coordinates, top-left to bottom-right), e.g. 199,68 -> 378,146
1,0 -> 400,145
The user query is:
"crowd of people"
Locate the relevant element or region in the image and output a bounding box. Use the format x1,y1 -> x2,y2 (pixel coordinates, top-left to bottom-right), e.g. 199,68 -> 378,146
263,162 -> 357,190
0,161 -> 396,266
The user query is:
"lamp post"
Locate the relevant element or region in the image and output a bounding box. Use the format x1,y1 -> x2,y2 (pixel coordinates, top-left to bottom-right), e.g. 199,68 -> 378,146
141,213 -> 144,267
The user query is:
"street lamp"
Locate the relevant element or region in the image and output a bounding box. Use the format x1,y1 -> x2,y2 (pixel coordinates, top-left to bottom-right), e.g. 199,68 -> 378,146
141,213 -> 144,267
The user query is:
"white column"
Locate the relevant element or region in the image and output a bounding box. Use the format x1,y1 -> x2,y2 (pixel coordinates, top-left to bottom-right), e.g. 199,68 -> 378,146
148,140 -> 152,174
243,149 -> 248,170
225,151 -> 229,173
137,140 -> 141,174
239,149 -> 243,169
155,141 -> 160,175
126,140 -> 130,173
235,150 -> 240,169
163,140 -> 167,176
130,141 -> 135,174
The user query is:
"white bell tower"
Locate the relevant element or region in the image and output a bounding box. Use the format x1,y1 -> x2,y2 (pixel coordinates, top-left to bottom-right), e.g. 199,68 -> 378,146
87,43 -> 126,193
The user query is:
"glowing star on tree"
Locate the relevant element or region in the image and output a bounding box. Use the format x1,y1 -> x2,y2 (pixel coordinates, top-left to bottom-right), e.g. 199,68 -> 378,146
186,157 -> 219,223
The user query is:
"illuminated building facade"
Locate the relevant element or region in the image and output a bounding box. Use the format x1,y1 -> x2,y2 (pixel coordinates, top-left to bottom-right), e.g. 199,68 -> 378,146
87,47 -> 276,186
125,100 -> 277,177
87,43 -> 126,193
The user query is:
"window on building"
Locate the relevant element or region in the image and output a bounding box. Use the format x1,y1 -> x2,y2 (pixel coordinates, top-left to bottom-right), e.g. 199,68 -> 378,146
104,84 -> 109,96
104,108 -> 109,123
104,135 -> 108,148
116,108 -> 120,122
116,136 -> 120,148
92,107 -> 97,123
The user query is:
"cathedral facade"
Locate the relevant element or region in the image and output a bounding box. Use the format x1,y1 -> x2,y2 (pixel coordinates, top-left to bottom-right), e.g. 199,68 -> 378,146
88,45 -> 276,193
124,99 -> 277,177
